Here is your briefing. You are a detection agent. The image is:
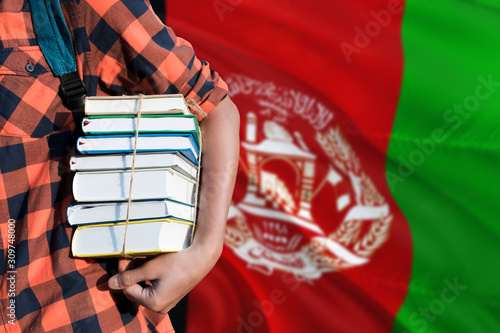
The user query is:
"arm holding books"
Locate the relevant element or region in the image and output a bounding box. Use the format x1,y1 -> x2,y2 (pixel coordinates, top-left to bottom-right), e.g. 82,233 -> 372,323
107,96 -> 240,313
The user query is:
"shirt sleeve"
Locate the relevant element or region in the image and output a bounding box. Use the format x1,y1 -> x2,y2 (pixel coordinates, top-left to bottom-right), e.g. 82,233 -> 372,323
81,0 -> 228,116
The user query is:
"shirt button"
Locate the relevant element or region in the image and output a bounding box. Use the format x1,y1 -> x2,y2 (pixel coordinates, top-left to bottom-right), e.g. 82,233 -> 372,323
25,63 -> 35,72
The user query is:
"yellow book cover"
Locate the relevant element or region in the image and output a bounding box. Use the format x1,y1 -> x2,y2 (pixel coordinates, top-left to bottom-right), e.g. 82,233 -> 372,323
71,218 -> 194,258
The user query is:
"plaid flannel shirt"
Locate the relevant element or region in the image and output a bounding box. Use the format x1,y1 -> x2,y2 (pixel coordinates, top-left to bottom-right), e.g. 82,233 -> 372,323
0,0 -> 228,331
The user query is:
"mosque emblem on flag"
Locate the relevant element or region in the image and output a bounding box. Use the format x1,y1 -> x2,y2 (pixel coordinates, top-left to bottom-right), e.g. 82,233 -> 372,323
225,74 -> 392,280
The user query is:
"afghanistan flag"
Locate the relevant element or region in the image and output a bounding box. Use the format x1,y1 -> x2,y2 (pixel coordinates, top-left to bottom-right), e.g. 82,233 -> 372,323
164,0 -> 500,331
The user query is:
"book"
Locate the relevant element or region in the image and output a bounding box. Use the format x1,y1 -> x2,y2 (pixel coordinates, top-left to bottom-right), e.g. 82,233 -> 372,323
76,134 -> 199,165
73,168 -> 196,204
67,199 -> 195,226
71,219 -> 194,258
84,94 -> 190,116
81,114 -> 200,145
69,152 -> 197,180
69,94 -> 201,258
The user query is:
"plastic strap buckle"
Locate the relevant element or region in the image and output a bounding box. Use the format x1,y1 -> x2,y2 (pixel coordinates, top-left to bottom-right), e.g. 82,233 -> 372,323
60,72 -> 87,110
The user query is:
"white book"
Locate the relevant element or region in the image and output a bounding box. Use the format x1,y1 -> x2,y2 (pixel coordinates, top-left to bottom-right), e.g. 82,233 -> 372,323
67,199 -> 195,226
85,94 -> 190,116
72,220 -> 194,257
69,152 -> 197,180
73,168 -> 197,204
76,134 -> 199,165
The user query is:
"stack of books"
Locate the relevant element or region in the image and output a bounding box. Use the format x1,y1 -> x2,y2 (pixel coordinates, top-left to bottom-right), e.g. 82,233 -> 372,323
67,94 -> 201,258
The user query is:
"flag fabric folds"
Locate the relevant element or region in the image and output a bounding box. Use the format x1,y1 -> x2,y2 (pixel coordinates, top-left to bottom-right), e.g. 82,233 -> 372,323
165,0 -> 500,332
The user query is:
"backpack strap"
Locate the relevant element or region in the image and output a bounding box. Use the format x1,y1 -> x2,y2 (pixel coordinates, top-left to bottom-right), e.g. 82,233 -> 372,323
30,0 -> 87,135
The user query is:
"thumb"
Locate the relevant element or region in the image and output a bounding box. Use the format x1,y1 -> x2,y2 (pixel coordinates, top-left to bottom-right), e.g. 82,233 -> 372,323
108,266 -> 144,290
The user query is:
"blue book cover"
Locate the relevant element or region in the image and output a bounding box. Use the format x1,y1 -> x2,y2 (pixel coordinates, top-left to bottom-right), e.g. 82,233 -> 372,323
76,133 -> 200,165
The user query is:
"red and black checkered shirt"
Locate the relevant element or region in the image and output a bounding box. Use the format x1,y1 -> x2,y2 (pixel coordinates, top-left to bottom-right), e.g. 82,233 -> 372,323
0,0 -> 227,331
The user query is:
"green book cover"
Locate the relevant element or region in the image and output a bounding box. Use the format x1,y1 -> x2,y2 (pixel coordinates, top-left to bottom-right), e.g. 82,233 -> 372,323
81,114 -> 200,145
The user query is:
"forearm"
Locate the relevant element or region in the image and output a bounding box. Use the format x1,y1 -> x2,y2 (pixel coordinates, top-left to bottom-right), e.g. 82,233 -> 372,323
193,96 -> 240,258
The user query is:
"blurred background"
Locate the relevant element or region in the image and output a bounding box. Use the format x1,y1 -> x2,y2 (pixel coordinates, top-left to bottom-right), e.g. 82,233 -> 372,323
150,1 -> 500,332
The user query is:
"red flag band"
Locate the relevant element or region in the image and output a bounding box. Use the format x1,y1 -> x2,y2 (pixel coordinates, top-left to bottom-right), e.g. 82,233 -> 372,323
165,1 -> 411,332
159,1 -> 500,332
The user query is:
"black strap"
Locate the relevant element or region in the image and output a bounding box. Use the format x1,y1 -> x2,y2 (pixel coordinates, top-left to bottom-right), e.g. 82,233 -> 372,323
59,72 -> 87,136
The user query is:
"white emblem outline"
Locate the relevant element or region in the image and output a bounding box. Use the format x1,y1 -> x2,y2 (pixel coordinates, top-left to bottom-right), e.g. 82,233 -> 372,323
224,74 -> 392,280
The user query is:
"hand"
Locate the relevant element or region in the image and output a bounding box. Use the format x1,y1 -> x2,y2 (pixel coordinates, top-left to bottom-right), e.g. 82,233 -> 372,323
107,242 -> 222,313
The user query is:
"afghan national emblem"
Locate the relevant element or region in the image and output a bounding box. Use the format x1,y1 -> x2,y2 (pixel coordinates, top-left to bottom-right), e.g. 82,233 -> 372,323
224,74 -> 392,280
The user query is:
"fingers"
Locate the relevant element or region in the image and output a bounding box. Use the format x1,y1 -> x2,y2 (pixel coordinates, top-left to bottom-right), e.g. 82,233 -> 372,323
117,258 -> 132,273
107,258 -> 168,311
121,283 -> 171,313
108,260 -> 155,290
107,250 -> 202,313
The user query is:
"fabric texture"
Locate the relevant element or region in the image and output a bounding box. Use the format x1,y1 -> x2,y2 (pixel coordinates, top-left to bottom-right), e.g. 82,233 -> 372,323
0,0 -> 227,332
